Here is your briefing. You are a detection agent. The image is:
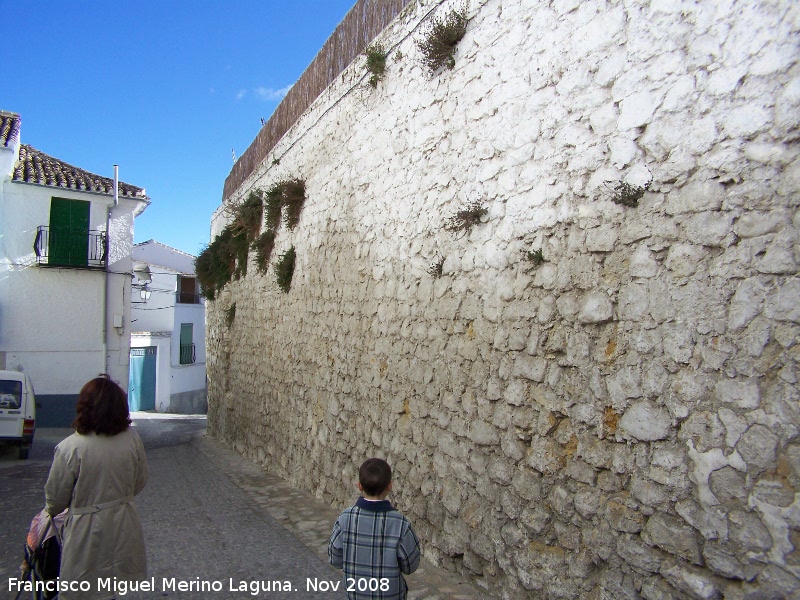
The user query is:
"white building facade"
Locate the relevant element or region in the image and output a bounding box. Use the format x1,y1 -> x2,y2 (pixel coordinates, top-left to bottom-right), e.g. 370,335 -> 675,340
130,240 -> 206,414
0,111 -> 149,426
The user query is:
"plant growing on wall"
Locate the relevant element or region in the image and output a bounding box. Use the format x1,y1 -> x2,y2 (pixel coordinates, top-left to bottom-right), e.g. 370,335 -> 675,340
444,199 -> 487,233
281,179 -> 306,230
196,227 -> 238,300
265,184 -> 284,231
417,4 -> 468,73
522,247 -> 545,266
252,230 -> 276,274
195,190 -> 265,299
225,302 -> 236,327
275,246 -> 296,293
365,43 -> 388,87
606,180 -> 651,207
265,178 -> 307,231
230,229 -> 249,280
230,190 -> 264,241
427,256 -> 445,278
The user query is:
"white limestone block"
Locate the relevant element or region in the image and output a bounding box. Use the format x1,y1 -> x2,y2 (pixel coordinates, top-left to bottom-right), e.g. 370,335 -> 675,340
629,245 -> 659,279
721,104 -> 772,139
708,67 -> 747,95
618,400 -> 671,441
607,366 -> 643,403
609,136 -> 638,168
586,224 -> 618,253
758,244 -> 797,275
764,278 -> 800,323
595,50 -> 629,87
684,213 -> 734,247
590,102 -> 619,136
469,420 -> 500,445
686,116 -> 718,154
513,355 -> 548,382
664,244 -> 703,277
578,291 -> 614,324
666,180 -> 725,215
728,277 -> 768,330
734,212 -> 784,238
714,378 -> 760,410
618,90 -> 661,130
661,75 -> 695,112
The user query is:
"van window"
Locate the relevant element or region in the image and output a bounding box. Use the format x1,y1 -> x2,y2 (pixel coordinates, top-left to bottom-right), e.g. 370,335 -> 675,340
0,380 -> 22,409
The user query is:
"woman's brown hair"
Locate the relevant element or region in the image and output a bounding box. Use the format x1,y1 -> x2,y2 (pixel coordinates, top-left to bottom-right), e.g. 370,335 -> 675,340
73,374 -> 132,435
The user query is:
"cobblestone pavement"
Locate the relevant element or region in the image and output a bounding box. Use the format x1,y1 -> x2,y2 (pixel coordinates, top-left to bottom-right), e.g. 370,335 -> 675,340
196,434 -> 490,600
2,418 -> 488,599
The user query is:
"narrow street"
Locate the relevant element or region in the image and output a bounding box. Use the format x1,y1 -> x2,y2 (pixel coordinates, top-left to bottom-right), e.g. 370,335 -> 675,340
1,414 -> 342,599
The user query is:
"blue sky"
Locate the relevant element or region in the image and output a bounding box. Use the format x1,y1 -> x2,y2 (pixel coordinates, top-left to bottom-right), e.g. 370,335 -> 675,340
2,0 -> 357,255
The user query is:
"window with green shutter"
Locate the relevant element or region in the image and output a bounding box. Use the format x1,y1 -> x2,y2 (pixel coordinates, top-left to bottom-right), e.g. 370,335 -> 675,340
179,323 -> 195,364
49,198 -> 90,266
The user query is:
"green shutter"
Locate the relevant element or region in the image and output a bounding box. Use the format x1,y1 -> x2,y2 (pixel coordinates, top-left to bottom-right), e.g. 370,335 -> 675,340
179,324 -> 194,364
49,198 -> 90,266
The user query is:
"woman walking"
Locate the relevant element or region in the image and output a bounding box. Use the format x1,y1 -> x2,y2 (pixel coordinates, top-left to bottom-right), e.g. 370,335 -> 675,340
44,374 -> 148,599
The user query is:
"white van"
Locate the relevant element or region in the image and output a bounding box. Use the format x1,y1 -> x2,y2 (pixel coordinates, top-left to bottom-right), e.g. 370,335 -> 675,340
0,370 -> 36,459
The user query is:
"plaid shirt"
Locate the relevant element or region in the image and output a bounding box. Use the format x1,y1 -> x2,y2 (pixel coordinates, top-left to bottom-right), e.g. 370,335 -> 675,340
329,497 -> 421,600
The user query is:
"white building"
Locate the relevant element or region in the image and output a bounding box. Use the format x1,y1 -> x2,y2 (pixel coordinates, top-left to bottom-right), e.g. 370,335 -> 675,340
0,110 -> 149,426
130,240 -> 207,414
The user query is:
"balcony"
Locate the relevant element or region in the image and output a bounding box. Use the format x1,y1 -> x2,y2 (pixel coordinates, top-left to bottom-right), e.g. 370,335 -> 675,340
179,343 -> 196,365
33,226 -> 106,268
176,291 -> 202,304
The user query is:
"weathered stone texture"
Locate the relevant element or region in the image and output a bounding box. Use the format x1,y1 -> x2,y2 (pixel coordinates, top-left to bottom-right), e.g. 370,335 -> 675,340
207,0 -> 800,597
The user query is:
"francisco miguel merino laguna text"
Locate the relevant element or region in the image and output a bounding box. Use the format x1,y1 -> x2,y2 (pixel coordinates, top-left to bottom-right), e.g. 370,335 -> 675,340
8,576 -> 300,596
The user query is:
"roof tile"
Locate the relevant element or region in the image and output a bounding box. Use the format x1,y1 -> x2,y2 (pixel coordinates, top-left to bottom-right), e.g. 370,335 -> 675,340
0,112 -> 21,148
12,144 -> 147,198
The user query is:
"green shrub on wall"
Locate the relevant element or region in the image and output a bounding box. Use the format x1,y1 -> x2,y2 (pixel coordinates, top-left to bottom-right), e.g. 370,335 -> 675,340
417,4 -> 468,73
444,199 -> 487,233
196,191 -> 264,300
281,179 -> 306,230
265,184 -> 284,231
265,178 -> 306,231
275,246 -> 296,293
231,190 -> 264,241
606,180 -> 651,207
196,179 -> 307,298
252,230 -> 276,274
196,227 -> 236,301
365,43 -> 387,87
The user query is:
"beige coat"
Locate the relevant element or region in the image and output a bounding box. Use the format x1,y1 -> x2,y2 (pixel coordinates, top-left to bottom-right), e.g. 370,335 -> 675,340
45,428 -> 148,600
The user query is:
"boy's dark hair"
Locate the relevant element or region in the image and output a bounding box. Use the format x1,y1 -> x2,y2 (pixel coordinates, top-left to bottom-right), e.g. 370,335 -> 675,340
359,458 -> 392,496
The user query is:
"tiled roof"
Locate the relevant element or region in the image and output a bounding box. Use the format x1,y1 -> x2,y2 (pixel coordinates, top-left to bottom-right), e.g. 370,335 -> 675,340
12,144 -> 148,199
0,111 -> 20,148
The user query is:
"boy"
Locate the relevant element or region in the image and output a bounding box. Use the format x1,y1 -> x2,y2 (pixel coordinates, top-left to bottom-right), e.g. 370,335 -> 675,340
329,458 -> 421,600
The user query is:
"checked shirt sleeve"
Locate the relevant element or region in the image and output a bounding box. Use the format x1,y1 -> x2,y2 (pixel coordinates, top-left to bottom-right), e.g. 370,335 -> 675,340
329,518 -> 344,569
397,520 -> 421,575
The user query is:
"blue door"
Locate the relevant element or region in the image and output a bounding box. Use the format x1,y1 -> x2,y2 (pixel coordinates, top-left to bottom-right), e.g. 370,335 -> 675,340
129,347 -> 156,411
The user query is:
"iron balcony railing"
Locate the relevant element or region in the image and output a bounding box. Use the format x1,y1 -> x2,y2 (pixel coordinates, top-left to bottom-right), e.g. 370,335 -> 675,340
179,343 -> 196,365
33,226 -> 107,268
175,291 -> 202,304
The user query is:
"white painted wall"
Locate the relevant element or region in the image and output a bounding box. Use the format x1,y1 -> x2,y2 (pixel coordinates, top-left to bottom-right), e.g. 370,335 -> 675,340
0,179 -> 143,395
130,241 -> 207,412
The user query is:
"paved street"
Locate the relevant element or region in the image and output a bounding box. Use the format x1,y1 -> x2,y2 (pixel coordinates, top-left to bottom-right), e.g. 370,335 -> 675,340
2,416 -> 341,599
1,414 -> 486,600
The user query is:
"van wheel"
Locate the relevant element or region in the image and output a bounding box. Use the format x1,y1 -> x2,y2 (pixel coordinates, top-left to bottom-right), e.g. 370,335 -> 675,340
19,446 -> 30,460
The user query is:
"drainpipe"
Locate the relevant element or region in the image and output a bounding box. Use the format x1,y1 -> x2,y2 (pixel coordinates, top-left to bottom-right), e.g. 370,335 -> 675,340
102,165 -> 119,374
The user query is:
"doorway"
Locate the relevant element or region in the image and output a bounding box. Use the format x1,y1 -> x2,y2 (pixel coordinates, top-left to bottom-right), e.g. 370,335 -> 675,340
129,346 -> 156,411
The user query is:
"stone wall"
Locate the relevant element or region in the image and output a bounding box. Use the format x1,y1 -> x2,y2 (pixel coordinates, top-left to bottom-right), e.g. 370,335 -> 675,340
208,0 -> 800,597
